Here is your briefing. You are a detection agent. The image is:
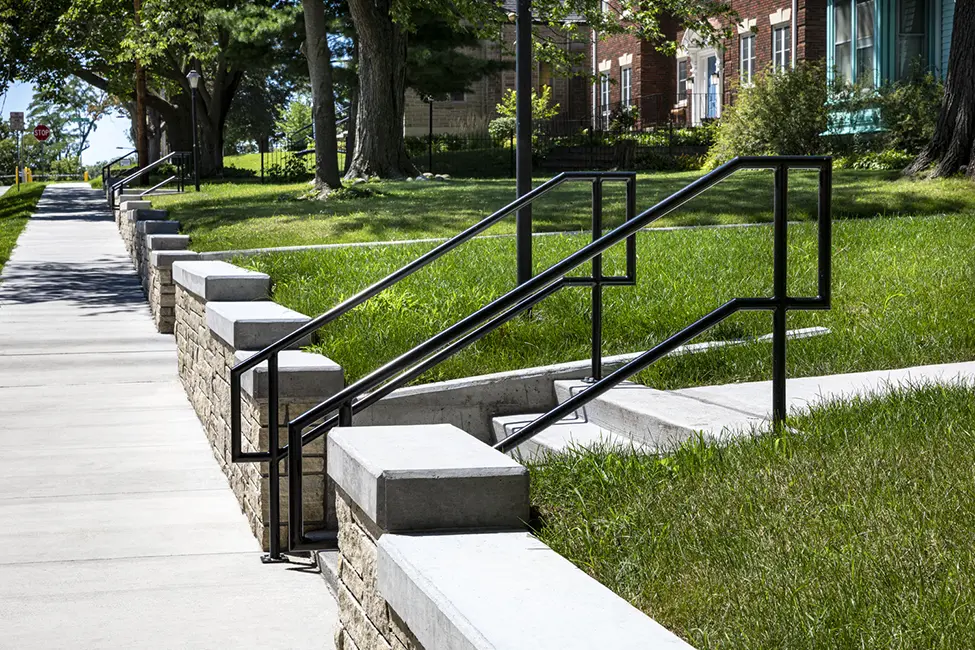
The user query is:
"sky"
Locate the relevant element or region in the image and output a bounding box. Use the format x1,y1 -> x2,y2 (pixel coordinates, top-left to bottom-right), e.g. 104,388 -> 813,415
1,81 -> 133,166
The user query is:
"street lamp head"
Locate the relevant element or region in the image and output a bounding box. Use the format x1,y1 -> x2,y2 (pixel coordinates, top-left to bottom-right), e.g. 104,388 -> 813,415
186,69 -> 201,90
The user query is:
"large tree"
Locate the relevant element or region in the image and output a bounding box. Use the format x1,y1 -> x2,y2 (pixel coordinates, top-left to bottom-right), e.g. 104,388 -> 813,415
905,1 -> 975,179
344,0 -> 732,179
0,0 -> 302,175
28,78 -> 114,159
302,0 -> 342,193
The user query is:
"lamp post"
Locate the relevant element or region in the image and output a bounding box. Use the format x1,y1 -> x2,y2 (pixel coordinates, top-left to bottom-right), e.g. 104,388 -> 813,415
186,69 -> 201,191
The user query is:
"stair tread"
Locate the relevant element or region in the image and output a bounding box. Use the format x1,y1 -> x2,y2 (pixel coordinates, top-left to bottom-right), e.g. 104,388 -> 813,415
492,412 -> 644,459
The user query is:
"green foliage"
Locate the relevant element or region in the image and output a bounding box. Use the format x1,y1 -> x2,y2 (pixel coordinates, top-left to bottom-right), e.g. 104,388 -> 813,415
275,96 -> 313,148
495,86 -> 560,121
608,104 -> 640,132
487,117 -> 517,142
266,153 -> 310,181
0,183 -> 46,272
530,385 -> 975,647
407,13 -> 508,100
834,150 -> 915,171
706,62 -> 829,168
876,68 -> 943,154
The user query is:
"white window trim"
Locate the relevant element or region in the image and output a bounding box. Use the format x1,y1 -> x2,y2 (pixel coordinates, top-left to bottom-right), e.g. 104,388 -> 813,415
740,34 -> 756,86
772,24 -> 791,71
676,59 -> 689,106
769,7 -> 792,26
621,66 -> 632,105
618,53 -> 633,67
598,59 -> 612,73
737,18 -> 757,34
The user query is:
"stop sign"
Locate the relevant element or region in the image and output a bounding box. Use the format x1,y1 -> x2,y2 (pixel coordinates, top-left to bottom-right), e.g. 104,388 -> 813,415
33,125 -> 50,141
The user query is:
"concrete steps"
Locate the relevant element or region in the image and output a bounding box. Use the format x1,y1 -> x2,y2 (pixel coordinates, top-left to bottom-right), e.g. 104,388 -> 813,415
491,412 -> 642,460
492,361 -> 975,459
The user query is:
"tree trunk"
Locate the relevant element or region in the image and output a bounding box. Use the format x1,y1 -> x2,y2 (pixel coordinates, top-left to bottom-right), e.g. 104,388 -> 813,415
905,0 -> 975,179
344,36 -> 359,176
303,0 -> 342,192
346,0 -> 416,179
148,106 -> 161,162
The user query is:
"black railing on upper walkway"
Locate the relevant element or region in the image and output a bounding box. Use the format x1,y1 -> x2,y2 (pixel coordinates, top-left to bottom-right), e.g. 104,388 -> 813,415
231,156 -> 832,561
108,151 -> 191,209
101,149 -> 137,188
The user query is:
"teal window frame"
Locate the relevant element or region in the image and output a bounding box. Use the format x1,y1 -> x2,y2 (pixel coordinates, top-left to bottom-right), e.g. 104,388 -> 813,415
827,0 -> 881,86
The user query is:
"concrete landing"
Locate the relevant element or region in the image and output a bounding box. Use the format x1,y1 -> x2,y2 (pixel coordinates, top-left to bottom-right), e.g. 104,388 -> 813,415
0,185 -> 336,648
553,361 -> 975,448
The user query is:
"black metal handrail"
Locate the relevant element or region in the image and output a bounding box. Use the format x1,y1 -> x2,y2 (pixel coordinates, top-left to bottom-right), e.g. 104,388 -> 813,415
278,155 -> 832,554
101,149 -> 136,187
109,151 -> 190,208
229,170 -> 637,560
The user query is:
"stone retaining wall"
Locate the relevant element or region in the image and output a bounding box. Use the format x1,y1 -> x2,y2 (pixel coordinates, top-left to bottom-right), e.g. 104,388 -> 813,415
172,261 -> 344,549
327,424 -> 692,650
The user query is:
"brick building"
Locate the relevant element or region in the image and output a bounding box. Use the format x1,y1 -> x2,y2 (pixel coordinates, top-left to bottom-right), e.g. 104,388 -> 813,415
596,0 -> 828,127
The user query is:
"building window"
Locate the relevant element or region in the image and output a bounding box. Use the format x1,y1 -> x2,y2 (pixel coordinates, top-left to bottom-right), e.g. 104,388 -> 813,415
897,0 -> 927,78
833,0 -> 877,85
856,0 -> 875,87
621,67 -> 632,106
676,59 -> 688,102
600,72 -> 611,121
740,34 -> 756,84
772,25 -> 791,71
449,91 -> 466,102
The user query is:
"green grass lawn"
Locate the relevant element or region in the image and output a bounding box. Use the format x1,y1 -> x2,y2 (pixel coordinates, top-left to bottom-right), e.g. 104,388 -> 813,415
0,184 -> 46,272
529,384 -> 975,648
244,212 -> 975,387
154,169 -> 975,252
224,151 -> 346,176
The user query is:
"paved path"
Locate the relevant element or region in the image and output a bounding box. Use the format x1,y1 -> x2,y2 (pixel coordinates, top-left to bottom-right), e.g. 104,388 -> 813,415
0,184 -> 337,648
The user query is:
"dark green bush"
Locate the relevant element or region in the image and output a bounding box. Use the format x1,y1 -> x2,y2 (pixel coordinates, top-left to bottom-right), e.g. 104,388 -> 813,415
706,61 -> 829,168
876,67 -> 942,154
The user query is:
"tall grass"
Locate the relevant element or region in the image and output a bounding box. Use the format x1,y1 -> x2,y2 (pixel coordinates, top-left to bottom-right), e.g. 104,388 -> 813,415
529,384 -> 975,648
0,184 -> 46,272
245,212 -> 975,388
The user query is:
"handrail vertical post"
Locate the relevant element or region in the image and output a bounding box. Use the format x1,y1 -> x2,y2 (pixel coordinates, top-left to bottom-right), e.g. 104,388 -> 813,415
625,175 -> 637,281
339,401 -> 353,427
288,420 -> 303,550
263,352 -> 283,562
772,163 -> 789,427
590,179 -> 604,381
818,162 -> 832,304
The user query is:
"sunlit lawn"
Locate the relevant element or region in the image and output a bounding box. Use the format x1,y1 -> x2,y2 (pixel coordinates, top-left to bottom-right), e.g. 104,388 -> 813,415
152,169 -> 975,252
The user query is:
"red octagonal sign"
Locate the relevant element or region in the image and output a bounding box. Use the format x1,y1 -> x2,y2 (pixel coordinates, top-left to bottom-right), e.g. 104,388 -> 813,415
33,125 -> 51,141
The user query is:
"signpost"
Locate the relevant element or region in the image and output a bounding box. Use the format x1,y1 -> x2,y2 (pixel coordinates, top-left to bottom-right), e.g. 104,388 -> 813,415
10,112 -> 24,189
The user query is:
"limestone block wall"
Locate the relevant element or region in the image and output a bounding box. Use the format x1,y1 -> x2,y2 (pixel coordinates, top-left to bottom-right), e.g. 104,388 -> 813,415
172,260 -> 344,550
327,425 -> 692,650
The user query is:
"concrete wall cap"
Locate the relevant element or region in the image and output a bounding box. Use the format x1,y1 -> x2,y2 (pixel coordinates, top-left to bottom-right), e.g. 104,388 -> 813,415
234,349 -> 343,399
136,220 -> 181,235
378,532 -> 694,650
129,208 -> 170,222
172,260 -> 270,301
119,200 -> 151,211
151,250 -> 199,269
146,234 -> 190,251
328,424 -> 529,533
205,300 -> 311,350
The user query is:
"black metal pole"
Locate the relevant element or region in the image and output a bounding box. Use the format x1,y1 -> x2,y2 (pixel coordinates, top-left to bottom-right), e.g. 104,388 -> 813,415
515,0 -> 533,285
590,179 -> 603,380
772,164 -> 788,427
191,87 -> 200,192
264,353 -> 283,562
428,99 -> 434,174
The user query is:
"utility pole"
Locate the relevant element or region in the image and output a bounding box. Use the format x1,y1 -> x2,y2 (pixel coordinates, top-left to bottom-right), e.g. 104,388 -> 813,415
515,0 -> 533,286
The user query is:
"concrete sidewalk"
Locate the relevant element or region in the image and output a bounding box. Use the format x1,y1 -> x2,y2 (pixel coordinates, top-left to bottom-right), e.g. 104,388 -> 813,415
0,185 -> 336,648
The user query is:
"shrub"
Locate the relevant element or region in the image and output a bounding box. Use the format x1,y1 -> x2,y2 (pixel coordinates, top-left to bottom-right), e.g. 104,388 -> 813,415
609,105 -> 640,132
705,61 -> 829,168
266,153 -> 310,181
488,86 -> 560,139
876,67 -> 942,154
833,150 -> 914,171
